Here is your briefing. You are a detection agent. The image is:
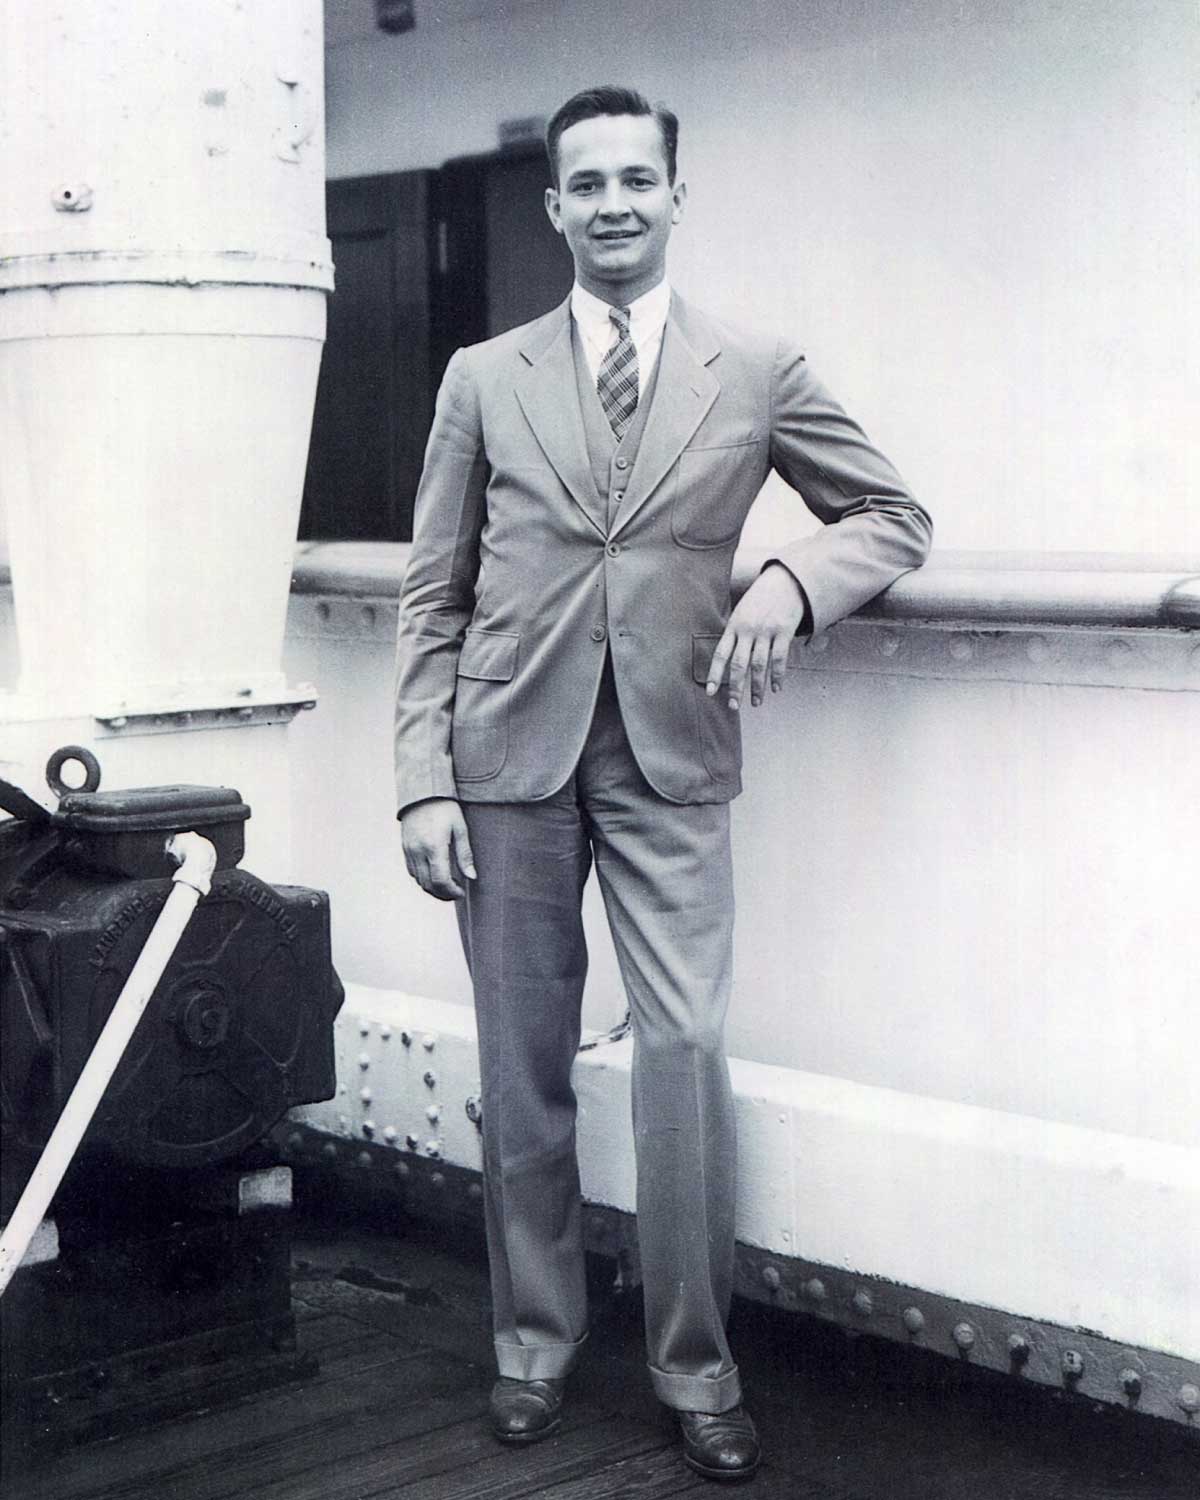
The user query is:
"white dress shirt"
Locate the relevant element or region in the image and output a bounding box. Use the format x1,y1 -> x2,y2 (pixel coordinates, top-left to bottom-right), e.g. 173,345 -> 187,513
570,279 -> 671,400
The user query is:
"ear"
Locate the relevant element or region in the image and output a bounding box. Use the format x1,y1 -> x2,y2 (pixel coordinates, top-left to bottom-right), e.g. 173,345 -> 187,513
670,179 -> 687,226
545,186 -> 564,235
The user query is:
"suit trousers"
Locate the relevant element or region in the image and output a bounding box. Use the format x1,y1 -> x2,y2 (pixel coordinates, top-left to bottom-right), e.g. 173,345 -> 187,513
456,658 -> 742,1413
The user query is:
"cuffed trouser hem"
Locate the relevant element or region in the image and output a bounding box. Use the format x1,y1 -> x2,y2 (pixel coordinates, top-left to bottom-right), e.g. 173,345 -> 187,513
495,1333 -> 587,1381
649,1363 -> 742,1413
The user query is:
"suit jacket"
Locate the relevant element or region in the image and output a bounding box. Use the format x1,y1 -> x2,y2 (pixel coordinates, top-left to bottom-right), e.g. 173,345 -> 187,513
394,293 -> 932,811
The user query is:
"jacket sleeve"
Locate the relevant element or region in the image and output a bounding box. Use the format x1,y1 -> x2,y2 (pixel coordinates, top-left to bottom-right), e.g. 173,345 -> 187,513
765,340 -> 932,635
393,349 -> 489,814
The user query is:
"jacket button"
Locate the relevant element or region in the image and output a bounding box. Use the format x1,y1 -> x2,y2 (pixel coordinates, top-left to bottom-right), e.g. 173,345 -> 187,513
615,456 -> 629,470
613,489 -> 625,502
606,542 -> 621,558
590,625 -> 607,643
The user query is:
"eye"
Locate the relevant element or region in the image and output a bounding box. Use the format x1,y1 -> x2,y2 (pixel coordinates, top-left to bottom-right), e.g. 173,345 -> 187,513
572,182 -> 598,195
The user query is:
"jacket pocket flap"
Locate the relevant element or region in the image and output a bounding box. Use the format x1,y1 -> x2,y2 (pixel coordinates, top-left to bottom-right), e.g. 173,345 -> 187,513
458,629 -> 519,682
692,634 -> 724,684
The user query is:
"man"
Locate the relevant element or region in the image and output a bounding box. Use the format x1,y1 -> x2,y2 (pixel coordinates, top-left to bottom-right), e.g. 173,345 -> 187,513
395,85 -> 931,1482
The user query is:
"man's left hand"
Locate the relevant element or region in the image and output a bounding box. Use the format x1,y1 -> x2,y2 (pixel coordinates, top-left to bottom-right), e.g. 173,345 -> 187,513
706,564 -> 808,711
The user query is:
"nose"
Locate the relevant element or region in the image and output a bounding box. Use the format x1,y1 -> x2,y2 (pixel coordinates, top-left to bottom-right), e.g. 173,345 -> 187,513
597,179 -> 630,218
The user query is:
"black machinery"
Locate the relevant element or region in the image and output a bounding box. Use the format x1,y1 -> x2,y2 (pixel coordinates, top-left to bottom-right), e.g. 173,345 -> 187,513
0,748 -> 344,1454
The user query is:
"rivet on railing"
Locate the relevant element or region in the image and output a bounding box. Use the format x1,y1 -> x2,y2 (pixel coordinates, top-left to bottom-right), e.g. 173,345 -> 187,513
948,635 -> 973,662
383,1126 -> 398,1144
1007,1333 -> 1031,1369
465,1096 -> 483,1125
360,1087 -> 372,1104
1177,1383 -> 1200,1415
431,1172 -> 446,1189
359,1021 -> 371,1037
1119,1369 -> 1142,1401
321,1142 -> 338,1161
356,1150 -> 372,1170
852,1289 -> 873,1318
952,1322 -> 976,1352
803,1277 -> 826,1303
1061,1349 -> 1085,1382
467,1182 -> 484,1201
362,1120 -> 375,1136
426,1140 -> 441,1158
381,1026 -> 392,1040
902,1306 -> 925,1335
358,1052 -> 370,1070
287,1130 -> 304,1151
426,1104 -> 441,1123
1025,635 -> 1050,665
879,630 -> 901,658
422,1034 -> 437,1052
405,1133 -> 419,1150
762,1264 -> 782,1292
395,1161 -> 410,1179
423,1070 -> 437,1088
400,1031 -> 412,1047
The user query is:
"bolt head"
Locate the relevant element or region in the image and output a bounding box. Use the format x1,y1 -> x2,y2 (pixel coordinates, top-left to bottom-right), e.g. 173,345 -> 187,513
902,1306 -> 925,1335
1007,1333 -> 1031,1365
362,1120 -> 375,1136
762,1265 -> 782,1291
1119,1368 -> 1142,1399
422,1034 -> 437,1051
358,1053 -> 370,1070
321,1142 -> 338,1160
1061,1349 -> 1085,1379
356,1151 -> 373,1169
952,1322 -> 976,1351
430,1171 -> 446,1189
423,1070 -> 437,1088
852,1290 -> 873,1317
383,1126 -> 398,1143
1177,1383 -> 1200,1414
803,1278 -> 827,1302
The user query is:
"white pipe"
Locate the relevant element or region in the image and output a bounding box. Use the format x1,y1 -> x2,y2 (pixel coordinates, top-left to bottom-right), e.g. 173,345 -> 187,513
0,831 -> 217,1295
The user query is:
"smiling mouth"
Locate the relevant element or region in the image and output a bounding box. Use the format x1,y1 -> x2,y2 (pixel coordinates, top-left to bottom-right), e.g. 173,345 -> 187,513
594,229 -> 640,240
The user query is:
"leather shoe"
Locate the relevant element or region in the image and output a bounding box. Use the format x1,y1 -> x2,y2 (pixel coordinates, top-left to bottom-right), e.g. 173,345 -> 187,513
678,1405 -> 761,1481
489,1376 -> 565,1444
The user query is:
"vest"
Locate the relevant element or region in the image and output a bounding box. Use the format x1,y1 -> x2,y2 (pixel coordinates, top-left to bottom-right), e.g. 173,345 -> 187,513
571,319 -> 663,532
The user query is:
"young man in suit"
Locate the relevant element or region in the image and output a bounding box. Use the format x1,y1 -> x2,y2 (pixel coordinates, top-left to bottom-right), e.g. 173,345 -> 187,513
395,85 -> 932,1481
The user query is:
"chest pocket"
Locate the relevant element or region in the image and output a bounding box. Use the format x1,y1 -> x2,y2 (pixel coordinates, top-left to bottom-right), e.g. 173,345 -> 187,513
670,437 -> 765,549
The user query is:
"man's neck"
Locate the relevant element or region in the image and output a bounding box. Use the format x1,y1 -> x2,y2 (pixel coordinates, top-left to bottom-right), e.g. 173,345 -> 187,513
575,271 -> 667,307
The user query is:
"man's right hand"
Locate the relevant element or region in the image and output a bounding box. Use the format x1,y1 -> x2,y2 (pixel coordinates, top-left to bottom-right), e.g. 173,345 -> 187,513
400,798 -> 477,901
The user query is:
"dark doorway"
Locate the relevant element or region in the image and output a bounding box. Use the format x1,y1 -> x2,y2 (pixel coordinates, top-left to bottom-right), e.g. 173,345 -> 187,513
301,147 -> 573,543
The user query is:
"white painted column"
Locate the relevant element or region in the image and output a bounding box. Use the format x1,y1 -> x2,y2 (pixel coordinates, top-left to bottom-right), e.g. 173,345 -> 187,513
0,0 -> 332,878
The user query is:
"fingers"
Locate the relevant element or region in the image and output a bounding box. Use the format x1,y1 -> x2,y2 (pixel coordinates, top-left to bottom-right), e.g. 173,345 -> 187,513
749,633 -> 771,708
450,813 -> 477,882
705,626 -> 736,699
769,632 -> 789,695
401,801 -> 475,901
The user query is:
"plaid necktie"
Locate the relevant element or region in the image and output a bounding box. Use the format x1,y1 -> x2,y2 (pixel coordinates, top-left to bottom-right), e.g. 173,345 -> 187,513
596,305 -> 638,439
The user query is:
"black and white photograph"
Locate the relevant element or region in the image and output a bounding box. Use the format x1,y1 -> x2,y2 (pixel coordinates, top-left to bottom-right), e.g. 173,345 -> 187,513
1,2 -> 1197,1496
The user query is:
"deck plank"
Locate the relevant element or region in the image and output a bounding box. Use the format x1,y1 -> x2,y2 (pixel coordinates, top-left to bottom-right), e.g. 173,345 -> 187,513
249,1407 -> 659,1500
10,1345 -> 482,1500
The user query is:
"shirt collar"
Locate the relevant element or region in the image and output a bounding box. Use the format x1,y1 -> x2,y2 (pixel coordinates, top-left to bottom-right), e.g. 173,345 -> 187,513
571,279 -> 671,342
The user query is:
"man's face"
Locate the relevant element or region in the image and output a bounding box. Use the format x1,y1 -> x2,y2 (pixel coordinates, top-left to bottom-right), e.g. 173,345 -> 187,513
545,113 -> 686,304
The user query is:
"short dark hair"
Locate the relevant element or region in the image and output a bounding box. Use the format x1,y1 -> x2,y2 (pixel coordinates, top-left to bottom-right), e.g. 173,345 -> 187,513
546,85 -> 679,186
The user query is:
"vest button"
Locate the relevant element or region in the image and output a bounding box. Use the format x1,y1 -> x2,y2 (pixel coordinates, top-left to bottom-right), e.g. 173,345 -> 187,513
590,624 -> 607,642
615,456 -> 629,470
606,542 -> 621,558
613,490 -> 625,502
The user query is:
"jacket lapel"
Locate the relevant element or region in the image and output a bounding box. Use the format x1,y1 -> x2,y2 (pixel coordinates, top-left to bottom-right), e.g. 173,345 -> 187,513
514,299 -> 607,537
609,294 -> 721,542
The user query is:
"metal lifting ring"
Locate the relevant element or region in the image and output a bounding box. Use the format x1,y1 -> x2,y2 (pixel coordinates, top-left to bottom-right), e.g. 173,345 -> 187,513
45,744 -> 102,799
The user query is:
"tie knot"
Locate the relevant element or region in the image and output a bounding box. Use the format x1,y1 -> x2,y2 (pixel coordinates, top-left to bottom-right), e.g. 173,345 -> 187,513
608,305 -> 632,336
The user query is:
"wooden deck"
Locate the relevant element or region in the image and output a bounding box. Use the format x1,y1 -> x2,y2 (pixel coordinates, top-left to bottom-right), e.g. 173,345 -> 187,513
4,1213 -> 1196,1500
